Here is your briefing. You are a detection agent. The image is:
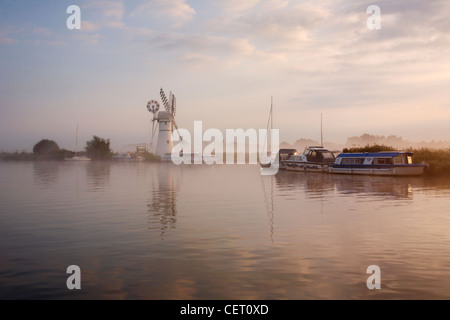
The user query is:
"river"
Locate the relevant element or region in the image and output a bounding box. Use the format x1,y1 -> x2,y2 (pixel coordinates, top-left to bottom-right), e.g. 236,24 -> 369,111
1,161 -> 450,299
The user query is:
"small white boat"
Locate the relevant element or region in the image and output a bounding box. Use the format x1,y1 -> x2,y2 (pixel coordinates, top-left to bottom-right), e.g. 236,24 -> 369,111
64,156 -> 91,162
330,151 -> 428,176
283,146 -> 336,173
64,124 -> 91,162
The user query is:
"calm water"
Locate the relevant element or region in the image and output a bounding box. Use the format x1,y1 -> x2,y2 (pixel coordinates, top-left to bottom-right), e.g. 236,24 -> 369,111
1,161 -> 450,299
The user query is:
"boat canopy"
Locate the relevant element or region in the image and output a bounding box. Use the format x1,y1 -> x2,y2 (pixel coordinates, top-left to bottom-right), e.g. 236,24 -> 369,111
337,152 -> 413,158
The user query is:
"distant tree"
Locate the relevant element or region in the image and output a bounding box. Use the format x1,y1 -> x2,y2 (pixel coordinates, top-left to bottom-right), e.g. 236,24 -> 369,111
33,139 -> 60,157
343,144 -> 397,153
85,136 -> 113,160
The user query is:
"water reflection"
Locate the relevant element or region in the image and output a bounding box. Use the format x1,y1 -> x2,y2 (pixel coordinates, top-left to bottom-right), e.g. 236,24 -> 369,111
33,162 -> 60,186
260,175 -> 274,242
275,171 -> 422,200
86,162 -> 111,192
3,162 -> 450,299
147,164 -> 178,236
334,175 -> 413,200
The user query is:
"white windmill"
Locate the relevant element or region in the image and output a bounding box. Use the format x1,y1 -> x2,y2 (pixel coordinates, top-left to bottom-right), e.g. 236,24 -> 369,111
147,88 -> 180,160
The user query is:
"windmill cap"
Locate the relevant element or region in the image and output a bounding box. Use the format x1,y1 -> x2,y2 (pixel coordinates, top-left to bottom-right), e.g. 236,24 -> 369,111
157,111 -> 171,119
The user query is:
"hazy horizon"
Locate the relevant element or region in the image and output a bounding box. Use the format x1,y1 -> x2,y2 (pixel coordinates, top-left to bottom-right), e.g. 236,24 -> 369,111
1,0 -> 449,152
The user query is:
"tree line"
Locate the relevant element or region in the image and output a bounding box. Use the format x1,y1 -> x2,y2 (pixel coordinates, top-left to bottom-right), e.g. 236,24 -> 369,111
10,136 -> 113,161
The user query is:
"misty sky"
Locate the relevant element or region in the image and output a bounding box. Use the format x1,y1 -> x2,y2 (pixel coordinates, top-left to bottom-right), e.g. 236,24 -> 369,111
0,0 -> 449,152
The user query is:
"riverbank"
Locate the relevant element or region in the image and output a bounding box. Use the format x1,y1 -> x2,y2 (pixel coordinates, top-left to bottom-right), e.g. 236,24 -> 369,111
3,148 -> 450,176
0,151 -> 161,162
413,148 -> 450,177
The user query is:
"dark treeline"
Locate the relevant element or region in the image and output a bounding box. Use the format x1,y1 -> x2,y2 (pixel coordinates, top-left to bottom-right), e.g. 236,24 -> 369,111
1,136 -> 160,162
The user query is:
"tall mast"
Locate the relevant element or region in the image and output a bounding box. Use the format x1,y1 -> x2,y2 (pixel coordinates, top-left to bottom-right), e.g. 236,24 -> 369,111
270,96 -> 273,150
320,113 -> 323,147
271,96 -> 273,131
75,123 -> 79,157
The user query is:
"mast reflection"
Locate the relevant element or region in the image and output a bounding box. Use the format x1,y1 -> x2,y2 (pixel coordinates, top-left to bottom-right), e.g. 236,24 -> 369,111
261,174 -> 275,242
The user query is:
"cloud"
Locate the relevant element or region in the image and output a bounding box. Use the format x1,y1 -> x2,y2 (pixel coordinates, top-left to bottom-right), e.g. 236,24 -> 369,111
150,32 -> 254,68
130,0 -> 196,28
81,0 -> 125,32
0,26 -> 18,45
218,0 -> 262,13
27,27 -> 69,46
32,27 -> 52,37
179,53 -> 218,68
207,1 -> 331,49
83,0 -> 124,20
0,37 -> 15,45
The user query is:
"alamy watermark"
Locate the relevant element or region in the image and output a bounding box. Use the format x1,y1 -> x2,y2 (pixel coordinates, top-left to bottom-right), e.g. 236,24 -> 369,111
170,121 -> 280,175
66,5 -> 381,31
66,5 -> 81,30
66,265 -> 81,290
367,5 -> 381,30
366,265 -> 381,290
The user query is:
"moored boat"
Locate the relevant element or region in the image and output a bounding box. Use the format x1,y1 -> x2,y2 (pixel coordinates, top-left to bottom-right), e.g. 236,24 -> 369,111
283,146 -> 336,173
329,151 -> 428,176
277,149 -> 299,170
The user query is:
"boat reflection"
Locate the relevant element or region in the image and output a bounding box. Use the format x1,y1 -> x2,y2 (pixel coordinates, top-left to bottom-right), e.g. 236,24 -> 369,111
274,171 -> 423,200
275,170 -> 335,199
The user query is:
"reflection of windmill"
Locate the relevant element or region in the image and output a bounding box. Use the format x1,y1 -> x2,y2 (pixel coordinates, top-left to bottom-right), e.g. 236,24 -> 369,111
146,88 -> 181,160
147,164 -> 178,237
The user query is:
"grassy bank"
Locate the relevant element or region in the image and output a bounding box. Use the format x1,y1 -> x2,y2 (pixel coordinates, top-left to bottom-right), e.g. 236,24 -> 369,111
141,152 -> 161,162
0,151 -> 36,161
342,144 -> 450,176
1,150 -> 76,161
412,148 -> 450,176
1,151 -> 162,162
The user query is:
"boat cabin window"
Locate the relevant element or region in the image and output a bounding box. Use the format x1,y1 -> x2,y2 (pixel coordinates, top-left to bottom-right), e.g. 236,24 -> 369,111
341,158 -> 364,165
321,152 -> 335,160
279,151 -> 296,161
407,155 -> 413,164
375,158 -> 393,165
306,150 -> 318,161
394,155 -> 406,165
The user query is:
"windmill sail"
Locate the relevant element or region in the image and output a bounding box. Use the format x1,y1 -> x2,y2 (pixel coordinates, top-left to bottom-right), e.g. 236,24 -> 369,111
160,88 -> 171,112
171,94 -> 176,116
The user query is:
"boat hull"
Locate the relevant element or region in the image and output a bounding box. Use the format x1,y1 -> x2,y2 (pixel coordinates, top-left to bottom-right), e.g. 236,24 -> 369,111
284,161 -> 330,173
64,157 -> 91,162
329,165 -> 427,176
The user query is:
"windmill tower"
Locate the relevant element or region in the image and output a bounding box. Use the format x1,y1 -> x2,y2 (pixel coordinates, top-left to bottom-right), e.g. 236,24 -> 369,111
147,88 -> 180,160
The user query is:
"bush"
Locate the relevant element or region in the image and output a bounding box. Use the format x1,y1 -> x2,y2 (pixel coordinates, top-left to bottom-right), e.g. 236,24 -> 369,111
33,139 -> 61,160
342,144 -> 397,153
85,136 -> 113,160
412,148 -> 450,176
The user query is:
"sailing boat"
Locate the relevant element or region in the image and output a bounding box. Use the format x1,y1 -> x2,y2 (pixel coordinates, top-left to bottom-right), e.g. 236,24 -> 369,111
65,124 -> 91,161
260,97 -> 274,168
